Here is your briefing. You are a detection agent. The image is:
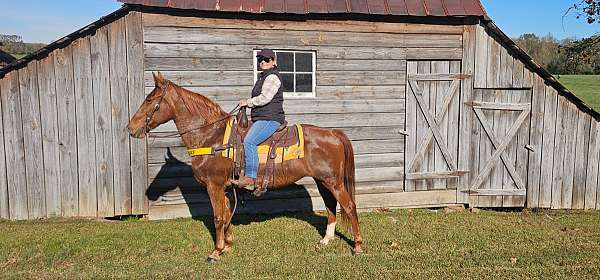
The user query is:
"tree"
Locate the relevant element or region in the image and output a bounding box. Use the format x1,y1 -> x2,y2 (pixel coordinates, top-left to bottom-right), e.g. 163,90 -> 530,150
570,0 -> 600,23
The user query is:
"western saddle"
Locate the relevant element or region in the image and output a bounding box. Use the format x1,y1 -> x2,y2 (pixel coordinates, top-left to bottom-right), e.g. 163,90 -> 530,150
228,108 -> 302,196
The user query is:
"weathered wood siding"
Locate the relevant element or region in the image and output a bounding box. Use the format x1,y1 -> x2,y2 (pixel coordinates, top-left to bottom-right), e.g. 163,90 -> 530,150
471,25 -> 600,209
0,12 -> 148,220
142,14 -> 464,219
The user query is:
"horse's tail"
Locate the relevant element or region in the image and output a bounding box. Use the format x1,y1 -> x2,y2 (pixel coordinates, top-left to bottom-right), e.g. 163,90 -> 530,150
332,129 -> 356,231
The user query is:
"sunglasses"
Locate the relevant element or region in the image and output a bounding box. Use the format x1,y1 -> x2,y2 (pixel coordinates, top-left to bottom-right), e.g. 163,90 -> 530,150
257,56 -> 272,63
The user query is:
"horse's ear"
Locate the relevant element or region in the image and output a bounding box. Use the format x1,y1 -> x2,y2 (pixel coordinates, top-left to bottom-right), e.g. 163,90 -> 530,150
153,71 -> 165,88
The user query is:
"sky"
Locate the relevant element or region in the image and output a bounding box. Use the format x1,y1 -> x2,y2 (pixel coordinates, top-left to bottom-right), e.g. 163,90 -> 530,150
0,0 -> 598,44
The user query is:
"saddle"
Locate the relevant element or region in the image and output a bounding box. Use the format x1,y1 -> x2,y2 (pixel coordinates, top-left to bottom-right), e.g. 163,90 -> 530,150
228,109 -> 303,195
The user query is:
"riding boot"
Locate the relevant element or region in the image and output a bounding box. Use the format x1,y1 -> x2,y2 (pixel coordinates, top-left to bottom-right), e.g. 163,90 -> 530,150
230,175 -> 256,191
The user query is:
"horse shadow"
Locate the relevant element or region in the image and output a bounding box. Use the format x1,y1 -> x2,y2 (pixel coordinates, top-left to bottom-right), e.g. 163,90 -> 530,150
146,148 -> 353,246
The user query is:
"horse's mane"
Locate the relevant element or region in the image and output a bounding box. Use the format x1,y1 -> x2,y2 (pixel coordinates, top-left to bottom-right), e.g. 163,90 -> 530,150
173,83 -> 228,123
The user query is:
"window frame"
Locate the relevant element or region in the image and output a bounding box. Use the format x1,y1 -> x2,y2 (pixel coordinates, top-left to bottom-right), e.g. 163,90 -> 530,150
253,49 -> 317,99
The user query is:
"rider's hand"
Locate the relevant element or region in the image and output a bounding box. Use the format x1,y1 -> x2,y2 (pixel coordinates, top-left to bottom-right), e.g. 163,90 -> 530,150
239,99 -> 249,107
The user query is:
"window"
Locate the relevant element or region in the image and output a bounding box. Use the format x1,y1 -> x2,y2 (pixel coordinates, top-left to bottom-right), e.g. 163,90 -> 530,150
253,50 -> 316,98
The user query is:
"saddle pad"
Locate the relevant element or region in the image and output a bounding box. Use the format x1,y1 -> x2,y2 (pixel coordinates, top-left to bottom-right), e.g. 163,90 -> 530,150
221,119 -> 305,164
187,118 -> 305,164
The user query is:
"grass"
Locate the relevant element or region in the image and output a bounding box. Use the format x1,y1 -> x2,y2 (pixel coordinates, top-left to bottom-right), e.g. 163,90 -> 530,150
556,75 -> 600,111
1,209 -> 599,279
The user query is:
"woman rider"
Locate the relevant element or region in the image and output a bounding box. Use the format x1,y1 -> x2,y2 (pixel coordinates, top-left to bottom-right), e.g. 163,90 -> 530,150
231,49 -> 285,192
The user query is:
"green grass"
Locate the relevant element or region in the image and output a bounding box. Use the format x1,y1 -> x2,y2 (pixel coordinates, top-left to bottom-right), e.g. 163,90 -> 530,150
556,75 -> 600,111
1,209 -> 599,279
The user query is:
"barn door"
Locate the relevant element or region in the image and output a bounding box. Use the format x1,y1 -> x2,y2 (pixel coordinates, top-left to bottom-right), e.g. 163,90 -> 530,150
467,89 -> 532,207
405,61 -> 468,191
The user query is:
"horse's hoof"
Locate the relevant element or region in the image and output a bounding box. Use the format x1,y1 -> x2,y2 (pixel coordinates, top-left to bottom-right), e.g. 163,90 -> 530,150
353,248 -> 363,256
206,256 -> 219,264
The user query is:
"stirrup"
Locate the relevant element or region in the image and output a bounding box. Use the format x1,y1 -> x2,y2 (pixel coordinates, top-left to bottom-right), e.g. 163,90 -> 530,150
252,187 -> 267,197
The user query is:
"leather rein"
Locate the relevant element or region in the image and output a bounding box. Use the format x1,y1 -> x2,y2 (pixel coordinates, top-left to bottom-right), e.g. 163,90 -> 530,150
144,81 -> 241,139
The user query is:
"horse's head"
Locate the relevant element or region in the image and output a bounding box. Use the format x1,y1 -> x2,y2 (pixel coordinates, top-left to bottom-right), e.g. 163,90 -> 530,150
127,72 -> 176,138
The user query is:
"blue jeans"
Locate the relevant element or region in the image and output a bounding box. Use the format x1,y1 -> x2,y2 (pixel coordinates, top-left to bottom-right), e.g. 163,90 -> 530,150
244,120 -> 281,179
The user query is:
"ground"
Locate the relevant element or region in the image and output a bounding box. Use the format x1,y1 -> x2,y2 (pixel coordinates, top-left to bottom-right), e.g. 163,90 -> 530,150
557,75 -> 600,111
1,209 -> 599,279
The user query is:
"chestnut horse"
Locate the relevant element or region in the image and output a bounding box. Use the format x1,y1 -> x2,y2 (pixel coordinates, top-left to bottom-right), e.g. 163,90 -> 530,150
127,72 -> 362,263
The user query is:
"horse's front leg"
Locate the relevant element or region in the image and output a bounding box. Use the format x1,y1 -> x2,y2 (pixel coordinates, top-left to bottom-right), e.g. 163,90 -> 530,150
205,183 -> 231,264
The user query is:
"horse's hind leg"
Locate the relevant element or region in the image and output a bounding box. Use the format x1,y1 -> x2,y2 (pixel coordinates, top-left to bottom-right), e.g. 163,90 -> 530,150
320,177 -> 363,254
315,179 -> 337,246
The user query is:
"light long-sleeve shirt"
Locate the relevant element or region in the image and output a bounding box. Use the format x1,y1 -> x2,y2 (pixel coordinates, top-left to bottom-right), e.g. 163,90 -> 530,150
247,74 -> 282,108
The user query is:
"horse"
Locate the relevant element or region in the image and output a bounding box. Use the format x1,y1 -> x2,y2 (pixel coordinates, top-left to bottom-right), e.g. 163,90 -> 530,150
127,72 -> 363,263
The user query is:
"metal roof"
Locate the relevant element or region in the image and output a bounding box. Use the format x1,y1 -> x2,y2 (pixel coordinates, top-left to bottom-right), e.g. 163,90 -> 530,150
118,0 -> 487,17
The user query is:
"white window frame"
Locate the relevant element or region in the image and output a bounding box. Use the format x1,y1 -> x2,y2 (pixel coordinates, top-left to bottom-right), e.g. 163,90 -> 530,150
253,49 -> 316,99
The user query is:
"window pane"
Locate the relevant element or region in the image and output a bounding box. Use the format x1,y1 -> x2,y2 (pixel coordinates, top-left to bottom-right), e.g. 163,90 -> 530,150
296,74 -> 312,92
295,52 -> 313,72
281,73 -> 295,92
276,52 -> 294,72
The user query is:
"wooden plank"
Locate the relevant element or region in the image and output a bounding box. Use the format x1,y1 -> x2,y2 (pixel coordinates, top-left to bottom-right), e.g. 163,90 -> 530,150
416,61 -> 431,191
499,46 -> 514,88
584,120 -> 600,209
72,38 -> 97,217
405,61 -> 417,192
468,89 -> 482,206
148,152 -> 404,179
474,25 -> 488,88
407,73 -> 466,81
37,55 -> 61,217
486,36 -> 501,88
447,61 -> 461,191
145,85 -> 406,101
497,90 -> 510,208
505,89 -> 530,207
406,171 -> 466,180
109,17 -> 133,216
538,86 -> 558,208
550,97 -> 567,209
54,46 -> 79,216
90,26 -> 115,217
468,189 -> 526,196
144,26 -> 463,48
0,75 -> 8,219
153,112 -> 405,133
144,70 -> 407,87
458,25 -> 476,203
522,68 -> 534,88
147,138 -> 404,164
476,89 -> 494,207
561,103 -> 579,209
432,61 -> 448,190
142,13 -> 465,34
147,57 -> 408,71
18,63 -> 46,219
126,11 -> 149,215
406,48 -> 463,60
572,111 -> 591,209
1,72 -> 28,219
144,43 -> 407,60
527,77 -> 546,208
147,189 -> 457,220
470,101 -> 530,111
512,60 -> 525,88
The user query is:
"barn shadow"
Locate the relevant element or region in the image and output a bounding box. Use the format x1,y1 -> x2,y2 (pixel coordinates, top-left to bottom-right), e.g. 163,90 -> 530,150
146,148 -> 353,247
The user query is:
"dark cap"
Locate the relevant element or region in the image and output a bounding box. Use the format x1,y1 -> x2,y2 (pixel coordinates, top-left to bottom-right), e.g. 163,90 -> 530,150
256,48 -> 276,59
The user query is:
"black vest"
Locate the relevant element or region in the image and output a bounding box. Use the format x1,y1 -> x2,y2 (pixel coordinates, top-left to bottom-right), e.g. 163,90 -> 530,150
250,67 -> 285,124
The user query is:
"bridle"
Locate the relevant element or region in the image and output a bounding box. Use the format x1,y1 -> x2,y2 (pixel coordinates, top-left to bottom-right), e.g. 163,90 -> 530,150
144,81 -> 171,134
143,80 -> 241,138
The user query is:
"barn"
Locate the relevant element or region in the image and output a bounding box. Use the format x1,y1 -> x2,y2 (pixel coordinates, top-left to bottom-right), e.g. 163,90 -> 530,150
1,0 -> 600,220
0,49 -> 16,69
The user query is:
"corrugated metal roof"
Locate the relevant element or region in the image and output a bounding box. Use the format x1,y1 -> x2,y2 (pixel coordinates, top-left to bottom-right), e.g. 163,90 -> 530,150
118,0 -> 488,17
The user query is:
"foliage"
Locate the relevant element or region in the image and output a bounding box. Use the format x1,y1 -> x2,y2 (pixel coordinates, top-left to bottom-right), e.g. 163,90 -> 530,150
1,209 -> 600,279
570,0 -> 600,24
0,34 -> 45,58
514,33 -> 600,74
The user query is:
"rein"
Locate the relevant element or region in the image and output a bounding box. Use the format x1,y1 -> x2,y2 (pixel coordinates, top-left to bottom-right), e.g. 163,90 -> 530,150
144,80 -> 241,139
